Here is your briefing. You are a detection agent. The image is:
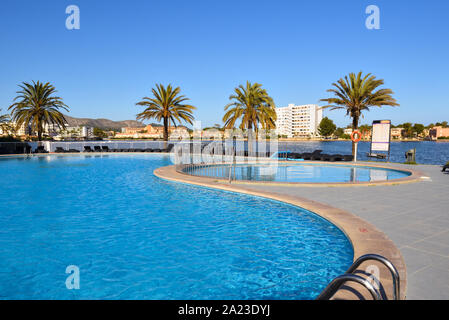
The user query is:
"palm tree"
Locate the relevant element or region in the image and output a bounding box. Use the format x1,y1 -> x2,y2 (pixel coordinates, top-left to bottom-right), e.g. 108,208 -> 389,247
223,81 -> 276,132
136,84 -> 196,143
8,81 -> 69,141
320,72 -> 399,155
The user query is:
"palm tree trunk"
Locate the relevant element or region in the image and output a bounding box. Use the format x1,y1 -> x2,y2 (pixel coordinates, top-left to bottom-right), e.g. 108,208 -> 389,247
37,123 -> 43,142
351,116 -> 359,157
163,117 -> 169,149
247,122 -> 254,156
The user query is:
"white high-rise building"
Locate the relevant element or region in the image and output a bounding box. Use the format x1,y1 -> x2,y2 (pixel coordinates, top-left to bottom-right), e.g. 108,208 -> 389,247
275,104 -> 323,138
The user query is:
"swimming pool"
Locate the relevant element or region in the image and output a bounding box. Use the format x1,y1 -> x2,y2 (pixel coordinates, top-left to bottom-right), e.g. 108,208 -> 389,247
182,163 -> 411,183
0,154 -> 353,299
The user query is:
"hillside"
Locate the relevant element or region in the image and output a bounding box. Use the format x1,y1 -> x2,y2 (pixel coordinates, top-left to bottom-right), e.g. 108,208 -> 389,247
64,115 -> 145,130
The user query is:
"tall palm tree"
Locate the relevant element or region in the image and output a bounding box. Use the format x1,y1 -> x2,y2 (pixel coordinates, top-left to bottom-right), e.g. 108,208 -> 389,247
136,84 -> 196,143
8,81 -> 69,141
223,81 -> 276,132
320,72 -> 399,155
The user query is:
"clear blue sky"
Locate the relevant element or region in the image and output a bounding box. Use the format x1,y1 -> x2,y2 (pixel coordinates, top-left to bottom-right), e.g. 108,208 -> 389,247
1,0 -> 448,128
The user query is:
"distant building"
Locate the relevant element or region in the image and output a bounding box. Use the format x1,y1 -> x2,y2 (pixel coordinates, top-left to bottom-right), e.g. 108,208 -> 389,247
0,122 -> 32,136
344,128 -> 353,136
274,107 -> 292,137
429,126 -> 449,140
81,126 -> 93,138
391,128 -> 404,140
116,124 -> 179,139
58,126 -> 93,139
275,104 -> 322,138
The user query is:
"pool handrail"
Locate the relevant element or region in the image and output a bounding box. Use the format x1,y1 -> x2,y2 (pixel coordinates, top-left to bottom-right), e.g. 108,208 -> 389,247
345,254 -> 400,300
316,274 -> 382,300
317,254 -> 400,300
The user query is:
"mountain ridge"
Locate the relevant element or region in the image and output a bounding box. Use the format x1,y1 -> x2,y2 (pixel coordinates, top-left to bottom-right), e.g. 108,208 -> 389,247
63,114 -> 146,130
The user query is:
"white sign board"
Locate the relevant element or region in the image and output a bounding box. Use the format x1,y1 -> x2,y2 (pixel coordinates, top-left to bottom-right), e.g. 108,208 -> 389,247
371,120 -> 391,152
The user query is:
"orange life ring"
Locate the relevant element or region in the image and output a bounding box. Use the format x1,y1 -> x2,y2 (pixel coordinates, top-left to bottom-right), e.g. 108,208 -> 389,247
351,130 -> 362,143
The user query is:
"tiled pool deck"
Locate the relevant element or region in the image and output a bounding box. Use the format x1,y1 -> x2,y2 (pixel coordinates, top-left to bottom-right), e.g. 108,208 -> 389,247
157,161 -> 449,300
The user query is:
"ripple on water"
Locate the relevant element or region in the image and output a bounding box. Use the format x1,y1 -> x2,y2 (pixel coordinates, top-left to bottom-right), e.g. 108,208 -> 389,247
0,154 -> 353,299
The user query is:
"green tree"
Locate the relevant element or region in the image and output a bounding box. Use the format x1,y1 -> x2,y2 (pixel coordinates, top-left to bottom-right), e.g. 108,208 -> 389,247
334,127 -> 345,138
223,81 -> 276,131
320,72 -> 399,156
8,81 -> 69,141
436,121 -> 448,128
318,117 -> 336,137
136,84 -> 196,143
413,123 -> 425,136
93,127 -> 107,138
401,123 -> 413,138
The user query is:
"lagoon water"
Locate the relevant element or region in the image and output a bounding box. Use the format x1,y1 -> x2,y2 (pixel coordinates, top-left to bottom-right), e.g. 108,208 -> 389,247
278,141 -> 449,165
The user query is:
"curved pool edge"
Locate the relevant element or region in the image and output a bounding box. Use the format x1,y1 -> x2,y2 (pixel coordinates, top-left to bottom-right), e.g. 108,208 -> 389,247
154,164 -> 408,300
177,160 -> 425,187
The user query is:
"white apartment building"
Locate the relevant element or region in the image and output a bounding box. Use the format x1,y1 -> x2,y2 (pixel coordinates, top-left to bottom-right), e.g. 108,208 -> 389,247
0,122 -> 32,136
275,104 -> 323,138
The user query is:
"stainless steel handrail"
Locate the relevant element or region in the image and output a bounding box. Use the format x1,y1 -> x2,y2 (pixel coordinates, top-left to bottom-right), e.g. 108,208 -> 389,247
316,274 -> 382,300
345,254 -> 400,300
317,254 -> 401,300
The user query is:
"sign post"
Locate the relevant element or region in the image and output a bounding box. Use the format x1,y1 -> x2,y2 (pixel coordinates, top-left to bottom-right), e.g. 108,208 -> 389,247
369,120 -> 392,161
351,130 -> 362,162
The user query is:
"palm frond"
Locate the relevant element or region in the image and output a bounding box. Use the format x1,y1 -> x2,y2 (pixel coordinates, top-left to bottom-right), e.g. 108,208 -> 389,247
223,81 -> 276,131
136,84 -> 196,141
8,81 -> 69,140
320,72 -> 399,129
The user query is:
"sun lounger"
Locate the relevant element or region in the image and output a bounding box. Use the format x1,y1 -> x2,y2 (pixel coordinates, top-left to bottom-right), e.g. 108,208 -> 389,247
311,153 -> 325,161
55,147 -> 67,153
34,146 -> 48,154
301,150 -> 322,160
101,146 -> 110,152
68,149 -> 80,153
93,146 -> 102,152
83,146 -> 93,152
330,154 -> 344,161
342,155 -> 354,162
318,154 -> 332,161
288,153 -> 303,160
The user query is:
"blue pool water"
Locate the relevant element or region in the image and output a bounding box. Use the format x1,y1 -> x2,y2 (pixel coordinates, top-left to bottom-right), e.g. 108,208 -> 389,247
0,154 -> 353,300
187,163 -> 411,183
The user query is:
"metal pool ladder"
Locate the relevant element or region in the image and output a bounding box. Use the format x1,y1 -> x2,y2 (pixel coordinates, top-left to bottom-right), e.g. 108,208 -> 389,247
316,254 -> 401,300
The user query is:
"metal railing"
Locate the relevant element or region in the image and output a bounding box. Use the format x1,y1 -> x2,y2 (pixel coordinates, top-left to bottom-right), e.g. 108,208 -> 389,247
345,254 -> 401,300
317,254 -> 401,300
316,274 -> 382,300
